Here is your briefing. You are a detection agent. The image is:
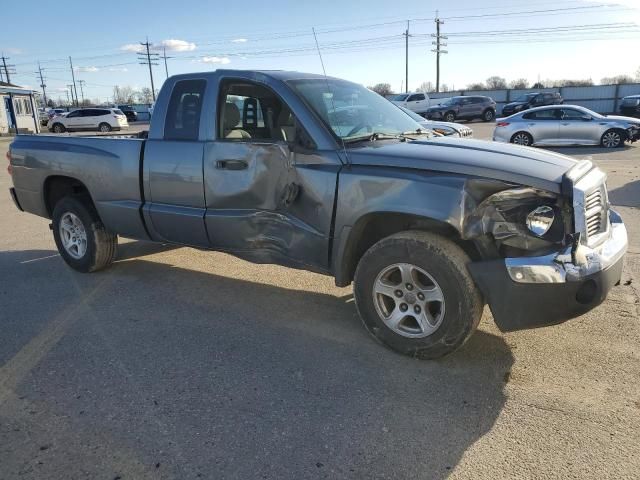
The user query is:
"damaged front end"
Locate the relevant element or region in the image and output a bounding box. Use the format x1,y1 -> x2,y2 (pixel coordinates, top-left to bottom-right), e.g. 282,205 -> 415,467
461,163 -> 627,332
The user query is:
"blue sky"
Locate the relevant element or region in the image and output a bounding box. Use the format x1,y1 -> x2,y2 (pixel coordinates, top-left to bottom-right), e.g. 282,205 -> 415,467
3,0 -> 639,103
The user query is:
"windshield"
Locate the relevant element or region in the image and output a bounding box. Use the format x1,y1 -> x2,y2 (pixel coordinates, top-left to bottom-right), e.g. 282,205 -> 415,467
288,79 -> 422,140
398,105 -> 426,122
391,94 -> 409,101
514,93 -> 538,102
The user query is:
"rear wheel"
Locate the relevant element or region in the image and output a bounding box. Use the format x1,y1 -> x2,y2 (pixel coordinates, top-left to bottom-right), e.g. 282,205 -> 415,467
353,231 -> 483,359
98,122 -> 112,133
483,109 -> 495,121
52,123 -> 65,133
444,111 -> 456,122
511,131 -> 533,146
600,129 -> 624,148
52,196 -> 117,273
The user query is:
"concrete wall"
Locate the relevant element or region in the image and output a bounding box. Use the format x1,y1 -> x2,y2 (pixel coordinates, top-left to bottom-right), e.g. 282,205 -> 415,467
427,83 -> 640,115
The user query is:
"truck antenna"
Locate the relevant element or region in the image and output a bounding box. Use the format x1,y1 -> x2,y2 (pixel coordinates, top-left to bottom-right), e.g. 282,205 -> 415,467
312,27 -> 349,166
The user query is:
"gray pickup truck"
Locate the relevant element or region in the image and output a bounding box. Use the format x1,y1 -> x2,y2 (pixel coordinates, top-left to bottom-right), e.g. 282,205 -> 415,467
7,70 -> 628,358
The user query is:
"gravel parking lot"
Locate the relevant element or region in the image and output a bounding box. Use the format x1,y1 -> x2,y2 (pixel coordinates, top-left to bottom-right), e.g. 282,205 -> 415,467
0,130 -> 638,479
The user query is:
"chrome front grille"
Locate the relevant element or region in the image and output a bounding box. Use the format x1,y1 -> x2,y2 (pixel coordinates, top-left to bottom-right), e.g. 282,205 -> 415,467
573,167 -> 609,247
585,190 -> 605,237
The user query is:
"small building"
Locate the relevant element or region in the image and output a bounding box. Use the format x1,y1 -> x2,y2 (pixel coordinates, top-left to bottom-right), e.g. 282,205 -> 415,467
0,81 -> 40,136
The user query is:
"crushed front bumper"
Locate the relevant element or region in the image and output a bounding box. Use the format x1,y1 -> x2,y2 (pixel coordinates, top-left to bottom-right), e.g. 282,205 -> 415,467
468,210 -> 627,332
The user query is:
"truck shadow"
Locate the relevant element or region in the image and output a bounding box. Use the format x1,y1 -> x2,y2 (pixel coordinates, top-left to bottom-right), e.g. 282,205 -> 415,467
1,249 -> 513,479
608,180 -> 640,208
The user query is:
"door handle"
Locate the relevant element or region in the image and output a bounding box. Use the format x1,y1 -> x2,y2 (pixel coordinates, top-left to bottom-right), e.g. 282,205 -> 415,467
561,123 -> 570,126
216,159 -> 247,170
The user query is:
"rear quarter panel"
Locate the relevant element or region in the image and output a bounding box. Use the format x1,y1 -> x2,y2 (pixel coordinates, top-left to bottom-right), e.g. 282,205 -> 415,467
9,135 -> 148,239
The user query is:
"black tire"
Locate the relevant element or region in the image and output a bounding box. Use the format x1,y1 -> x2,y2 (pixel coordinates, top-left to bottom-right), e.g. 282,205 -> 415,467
510,131 -> 533,146
52,123 -> 65,133
353,231 -> 483,359
482,109 -> 495,122
600,129 -> 625,148
52,195 -> 117,273
98,122 -> 112,133
444,111 -> 456,122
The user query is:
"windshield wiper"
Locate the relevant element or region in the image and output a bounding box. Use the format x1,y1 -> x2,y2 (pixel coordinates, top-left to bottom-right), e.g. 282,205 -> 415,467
343,130 -> 429,144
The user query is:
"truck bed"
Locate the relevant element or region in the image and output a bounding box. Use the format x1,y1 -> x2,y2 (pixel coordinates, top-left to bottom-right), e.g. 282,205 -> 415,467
10,134 -> 148,240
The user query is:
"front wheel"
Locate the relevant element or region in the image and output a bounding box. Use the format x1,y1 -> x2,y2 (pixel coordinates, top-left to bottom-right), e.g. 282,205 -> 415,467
52,123 -> 65,133
601,129 -> 624,148
52,196 -> 118,273
98,122 -> 112,133
444,111 -> 456,122
353,231 -> 483,359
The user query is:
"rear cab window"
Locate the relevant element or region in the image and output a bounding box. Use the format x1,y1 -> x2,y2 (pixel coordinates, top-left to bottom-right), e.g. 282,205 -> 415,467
164,79 -> 207,140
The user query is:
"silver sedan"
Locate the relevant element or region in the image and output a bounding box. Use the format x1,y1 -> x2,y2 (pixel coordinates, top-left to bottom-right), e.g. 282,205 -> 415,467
493,105 -> 640,148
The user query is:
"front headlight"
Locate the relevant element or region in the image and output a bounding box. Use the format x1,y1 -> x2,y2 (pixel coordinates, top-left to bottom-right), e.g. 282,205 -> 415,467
526,206 -> 555,236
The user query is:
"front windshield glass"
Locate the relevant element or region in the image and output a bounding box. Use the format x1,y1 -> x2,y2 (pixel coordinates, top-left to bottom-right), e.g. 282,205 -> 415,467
391,94 -> 409,101
288,79 -> 422,140
515,93 -> 538,102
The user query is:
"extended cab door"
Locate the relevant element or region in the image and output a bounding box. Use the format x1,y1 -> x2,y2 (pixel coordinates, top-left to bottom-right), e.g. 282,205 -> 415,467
143,79 -> 210,246
406,93 -> 427,112
202,78 -> 340,272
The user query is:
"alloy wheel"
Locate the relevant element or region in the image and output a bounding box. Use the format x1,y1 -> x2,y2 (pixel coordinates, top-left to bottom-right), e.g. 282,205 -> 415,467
372,263 -> 446,338
59,212 -> 88,259
602,131 -> 621,148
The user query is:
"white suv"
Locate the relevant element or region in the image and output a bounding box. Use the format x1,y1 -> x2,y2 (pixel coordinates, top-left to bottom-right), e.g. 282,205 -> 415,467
48,108 -> 128,133
390,92 -> 430,113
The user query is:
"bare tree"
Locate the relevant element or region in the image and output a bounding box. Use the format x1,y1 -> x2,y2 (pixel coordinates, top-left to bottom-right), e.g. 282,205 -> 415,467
466,82 -> 485,90
600,75 -> 635,85
112,85 -> 136,104
416,81 -> 434,93
532,82 -> 545,89
486,76 -> 507,89
368,83 -> 394,96
545,78 -> 593,87
440,84 -> 450,92
509,78 -> 529,89
136,87 -> 154,104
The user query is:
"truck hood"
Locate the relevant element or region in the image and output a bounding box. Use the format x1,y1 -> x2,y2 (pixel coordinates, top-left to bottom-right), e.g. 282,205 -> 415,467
346,137 -> 577,193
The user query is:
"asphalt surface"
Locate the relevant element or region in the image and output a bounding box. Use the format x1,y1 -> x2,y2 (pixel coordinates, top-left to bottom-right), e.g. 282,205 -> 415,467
0,127 -> 639,479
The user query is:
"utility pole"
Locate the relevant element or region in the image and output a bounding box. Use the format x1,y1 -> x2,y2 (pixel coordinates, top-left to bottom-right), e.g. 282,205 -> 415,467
159,46 -> 173,79
65,87 -> 71,106
78,80 -> 86,105
1,55 -> 16,84
403,21 -> 411,93
36,62 -> 47,106
69,57 -> 79,106
431,13 -> 448,93
138,38 -> 159,101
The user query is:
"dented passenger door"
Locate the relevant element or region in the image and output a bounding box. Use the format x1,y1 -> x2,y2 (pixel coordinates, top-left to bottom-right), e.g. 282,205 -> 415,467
203,79 -> 340,272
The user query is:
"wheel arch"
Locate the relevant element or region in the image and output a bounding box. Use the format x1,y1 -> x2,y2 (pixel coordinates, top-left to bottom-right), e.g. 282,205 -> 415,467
43,175 -> 97,218
333,211 -> 480,287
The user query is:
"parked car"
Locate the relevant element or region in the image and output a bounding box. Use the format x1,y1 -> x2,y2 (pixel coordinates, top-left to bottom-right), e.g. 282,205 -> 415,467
619,95 -> 640,118
423,96 -> 496,122
47,108 -> 128,133
390,92 -> 430,112
493,105 -> 640,148
47,108 -> 67,121
117,105 -> 138,122
397,105 -> 473,137
8,70 -> 627,359
38,108 -> 50,126
502,92 -> 563,116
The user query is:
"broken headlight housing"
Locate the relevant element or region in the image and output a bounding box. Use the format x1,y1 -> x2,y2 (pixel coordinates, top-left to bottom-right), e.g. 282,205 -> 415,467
464,186 -> 570,256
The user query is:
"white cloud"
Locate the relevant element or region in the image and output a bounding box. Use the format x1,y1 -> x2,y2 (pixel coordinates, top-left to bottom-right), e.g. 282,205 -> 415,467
120,43 -> 140,53
108,67 -> 129,72
232,38 -> 248,43
154,39 -> 197,52
74,66 -> 99,73
201,56 -> 231,64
